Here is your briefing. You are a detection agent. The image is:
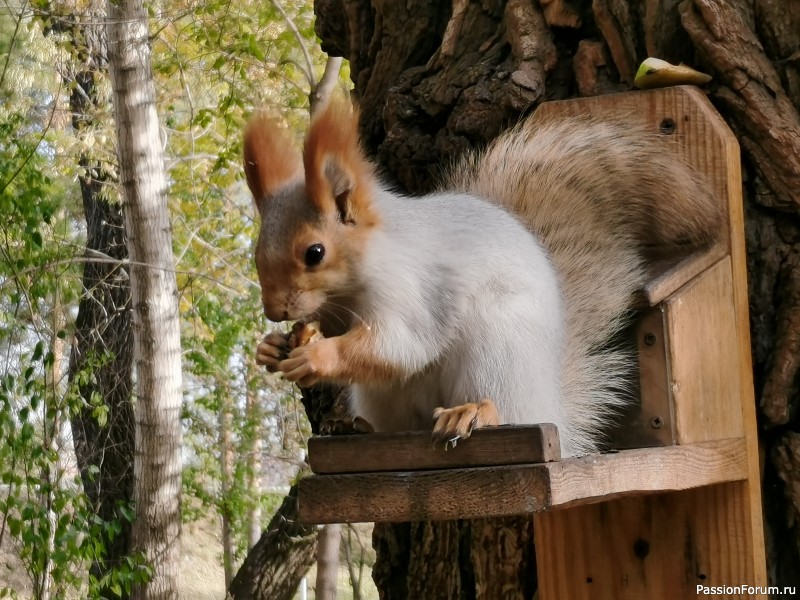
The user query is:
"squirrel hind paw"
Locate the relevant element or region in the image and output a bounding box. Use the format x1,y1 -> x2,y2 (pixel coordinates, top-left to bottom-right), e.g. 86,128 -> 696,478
319,416 -> 374,435
431,399 -> 500,445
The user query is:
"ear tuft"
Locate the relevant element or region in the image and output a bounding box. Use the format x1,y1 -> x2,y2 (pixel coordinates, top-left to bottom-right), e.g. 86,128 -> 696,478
243,115 -> 303,210
303,98 -> 375,222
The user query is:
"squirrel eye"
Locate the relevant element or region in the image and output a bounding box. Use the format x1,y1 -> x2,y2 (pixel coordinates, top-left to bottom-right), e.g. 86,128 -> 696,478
304,243 -> 325,267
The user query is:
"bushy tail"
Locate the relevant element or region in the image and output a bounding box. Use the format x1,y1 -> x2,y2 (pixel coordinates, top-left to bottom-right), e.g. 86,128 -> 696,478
448,115 -> 721,453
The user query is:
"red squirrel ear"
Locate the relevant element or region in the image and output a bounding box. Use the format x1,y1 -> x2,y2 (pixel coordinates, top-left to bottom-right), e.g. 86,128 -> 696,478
243,115 -> 303,211
303,98 -> 377,224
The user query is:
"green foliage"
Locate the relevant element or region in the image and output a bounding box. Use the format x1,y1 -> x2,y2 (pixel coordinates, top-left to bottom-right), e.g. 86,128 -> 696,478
153,0 -> 325,571
2,0 -> 346,593
0,113 -> 56,247
0,344 -> 151,598
0,5 -> 147,598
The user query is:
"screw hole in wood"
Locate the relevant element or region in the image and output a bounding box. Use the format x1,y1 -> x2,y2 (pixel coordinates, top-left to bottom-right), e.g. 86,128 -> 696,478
633,538 -> 650,559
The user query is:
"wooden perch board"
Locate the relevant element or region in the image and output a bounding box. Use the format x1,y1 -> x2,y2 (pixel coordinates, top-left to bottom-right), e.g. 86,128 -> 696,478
298,438 -> 748,524
307,424 -> 560,474
639,243 -> 727,307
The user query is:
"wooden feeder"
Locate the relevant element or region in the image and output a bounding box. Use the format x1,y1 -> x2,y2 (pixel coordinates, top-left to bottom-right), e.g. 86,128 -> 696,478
297,86 -> 767,599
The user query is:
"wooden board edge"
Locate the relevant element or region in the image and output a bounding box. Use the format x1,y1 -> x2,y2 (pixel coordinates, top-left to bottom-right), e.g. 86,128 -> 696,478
643,243 -> 728,306
307,423 -> 561,474
298,463 -> 553,524
548,437 -> 748,510
298,438 -> 747,524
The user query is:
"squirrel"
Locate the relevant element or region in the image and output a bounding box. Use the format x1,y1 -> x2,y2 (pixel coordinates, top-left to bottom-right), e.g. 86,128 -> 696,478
244,99 -> 720,457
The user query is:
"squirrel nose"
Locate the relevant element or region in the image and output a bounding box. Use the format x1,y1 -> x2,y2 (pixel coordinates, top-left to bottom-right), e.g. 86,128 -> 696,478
262,304 -> 286,322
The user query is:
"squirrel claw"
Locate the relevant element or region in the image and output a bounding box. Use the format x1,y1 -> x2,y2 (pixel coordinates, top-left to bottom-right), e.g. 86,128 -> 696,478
431,399 -> 500,445
445,435 -> 461,450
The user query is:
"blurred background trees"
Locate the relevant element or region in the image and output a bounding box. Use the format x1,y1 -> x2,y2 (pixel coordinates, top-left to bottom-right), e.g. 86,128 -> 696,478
0,0 -> 370,597
3,0 -> 798,598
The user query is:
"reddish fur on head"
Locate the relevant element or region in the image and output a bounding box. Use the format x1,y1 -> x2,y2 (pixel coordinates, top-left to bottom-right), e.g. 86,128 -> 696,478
303,98 -> 378,226
243,99 -> 380,323
243,115 -> 302,209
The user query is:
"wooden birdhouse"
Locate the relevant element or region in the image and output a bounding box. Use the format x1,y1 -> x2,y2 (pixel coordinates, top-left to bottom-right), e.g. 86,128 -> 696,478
297,86 -> 767,599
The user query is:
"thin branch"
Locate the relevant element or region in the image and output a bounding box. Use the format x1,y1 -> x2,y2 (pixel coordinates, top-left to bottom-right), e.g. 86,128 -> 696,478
310,56 -> 343,115
0,0 -> 29,92
0,251 -> 258,295
0,77 -> 63,195
269,0 -> 315,88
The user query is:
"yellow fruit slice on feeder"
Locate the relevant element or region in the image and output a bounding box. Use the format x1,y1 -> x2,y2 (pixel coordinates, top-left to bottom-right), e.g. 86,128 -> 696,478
634,57 -> 712,89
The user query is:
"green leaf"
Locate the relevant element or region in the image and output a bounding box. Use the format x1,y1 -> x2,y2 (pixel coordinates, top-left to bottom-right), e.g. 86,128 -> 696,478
118,503 -> 135,523
92,403 -> 108,427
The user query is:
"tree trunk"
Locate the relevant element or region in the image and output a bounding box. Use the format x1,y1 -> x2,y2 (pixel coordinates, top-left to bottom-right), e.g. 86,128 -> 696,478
106,0 -> 184,596
245,361 -> 263,550
219,386 -> 235,588
227,483 -> 318,600
313,0 -> 800,596
39,292 -> 66,600
315,523 -> 341,600
37,3 -> 137,596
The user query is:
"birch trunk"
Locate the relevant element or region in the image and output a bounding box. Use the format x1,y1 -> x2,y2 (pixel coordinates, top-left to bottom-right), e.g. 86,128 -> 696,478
106,0 -> 183,597
315,524 -> 341,600
39,292 -> 65,600
219,387 -> 235,588
245,361 -> 262,550
36,3 -> 138,595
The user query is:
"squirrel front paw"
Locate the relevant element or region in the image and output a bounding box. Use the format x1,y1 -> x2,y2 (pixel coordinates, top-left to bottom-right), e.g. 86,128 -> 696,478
255,331 -> 290,373
432,399 -> 500,445
279,338 -> 340,388
257,322 -> 323,376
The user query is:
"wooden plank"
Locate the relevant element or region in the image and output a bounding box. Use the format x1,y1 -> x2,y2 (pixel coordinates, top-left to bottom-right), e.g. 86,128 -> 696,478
664,256 -> 743,444
307,424 -> 560,474
535,482 -> 763,600
299,463 -> 552,524
297,438 -> 747,524
640,243 -> 727,307
531,86 -> 766,591
545,437 -> 746,510
608,307 -> 675,449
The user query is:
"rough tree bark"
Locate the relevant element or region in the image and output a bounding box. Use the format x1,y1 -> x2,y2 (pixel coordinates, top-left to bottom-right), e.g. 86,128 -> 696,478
313,0 -> 800,596
106,0 -> 183,596
36,3 -> 137,597
316,523 -> 341,600
227,479 -> 318,599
